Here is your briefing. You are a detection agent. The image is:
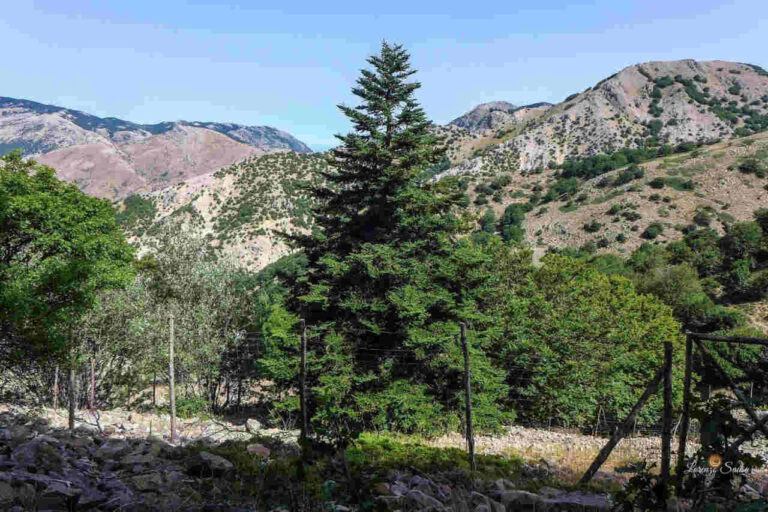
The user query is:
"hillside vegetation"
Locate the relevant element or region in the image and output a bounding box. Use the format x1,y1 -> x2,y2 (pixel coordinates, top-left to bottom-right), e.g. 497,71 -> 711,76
118,152 -> 328,269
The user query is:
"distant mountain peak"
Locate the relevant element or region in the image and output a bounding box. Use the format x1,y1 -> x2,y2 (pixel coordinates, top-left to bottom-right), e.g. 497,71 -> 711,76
449,100 -> 553,131
0,95 -> 313,200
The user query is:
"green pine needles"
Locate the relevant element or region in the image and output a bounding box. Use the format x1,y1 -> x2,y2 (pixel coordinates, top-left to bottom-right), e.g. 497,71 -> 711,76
263,42 -> 508,446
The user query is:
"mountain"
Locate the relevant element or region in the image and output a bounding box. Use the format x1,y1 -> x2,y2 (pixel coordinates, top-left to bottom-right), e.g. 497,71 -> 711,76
116,59 -> 768,272
0,96 -> 312,200
442,60 -> 768,175
448,101 -> 552,131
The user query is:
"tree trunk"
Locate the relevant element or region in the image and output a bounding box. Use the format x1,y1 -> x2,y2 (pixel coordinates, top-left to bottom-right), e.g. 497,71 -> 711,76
53,365 -> 59,412
168,315 -> 177,443
68,364 -> 76,433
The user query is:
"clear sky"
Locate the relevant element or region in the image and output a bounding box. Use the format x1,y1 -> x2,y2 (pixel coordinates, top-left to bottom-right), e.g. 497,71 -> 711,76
2,1 -> 766,151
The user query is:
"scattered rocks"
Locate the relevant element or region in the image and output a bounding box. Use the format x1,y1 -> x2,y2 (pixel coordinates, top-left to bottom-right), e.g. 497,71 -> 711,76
185,451 -> 234,477
245,418 -> 262,433
0,408 -> 253,511
246,443 -> 270,458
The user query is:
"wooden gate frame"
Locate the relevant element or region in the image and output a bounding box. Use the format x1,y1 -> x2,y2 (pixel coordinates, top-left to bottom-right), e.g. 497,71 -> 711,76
579,341 -> 675,493
675,331 -> 768,494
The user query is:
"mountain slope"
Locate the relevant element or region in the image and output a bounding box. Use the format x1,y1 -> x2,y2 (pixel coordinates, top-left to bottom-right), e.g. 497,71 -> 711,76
444,60 -> 768,175
118,59 -> 768,272
0,96 -> 312,199
119,152 -> 328,269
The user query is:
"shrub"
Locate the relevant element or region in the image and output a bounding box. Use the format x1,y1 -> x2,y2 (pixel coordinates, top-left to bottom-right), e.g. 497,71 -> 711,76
693,210 -> 712,226
738,158 -> 763,175
583,220 -> 603,233
642,223 -> 664,239
754,208 -> 768,234
648,177 -> 666,189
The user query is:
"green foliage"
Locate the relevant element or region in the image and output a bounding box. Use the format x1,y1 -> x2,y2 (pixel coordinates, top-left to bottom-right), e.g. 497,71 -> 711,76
497,254 -> 684,425
582,220 -> 603,233
480,208 -> 496,234
543,177 -> 580,202
754,208 -> 768,235
0,151 -> 135,360
719,222 -> 763,262
560,143 -> 699,180
263,43 -> 511,445
115,194 -> 157,235
347,433 -> 522,479
502,203 -> 528,243
641,222 -> 664,240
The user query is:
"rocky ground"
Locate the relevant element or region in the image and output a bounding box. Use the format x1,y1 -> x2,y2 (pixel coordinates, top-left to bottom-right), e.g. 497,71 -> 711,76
2,404 -> 768,511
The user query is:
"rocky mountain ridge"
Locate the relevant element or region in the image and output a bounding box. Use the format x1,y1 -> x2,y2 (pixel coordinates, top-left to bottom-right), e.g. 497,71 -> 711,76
0,96 -> 312,200
443,60 -> 768,175
118,59 -> 768,272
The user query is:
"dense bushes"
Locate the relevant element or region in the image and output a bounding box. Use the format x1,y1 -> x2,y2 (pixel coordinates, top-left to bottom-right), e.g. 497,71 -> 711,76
560,143 -> 701,180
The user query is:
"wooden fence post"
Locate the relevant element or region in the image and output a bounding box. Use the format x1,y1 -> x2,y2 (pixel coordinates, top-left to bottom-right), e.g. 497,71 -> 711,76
459,323 -> 475,473
299,319 -> 308,442
676,333 -> 694,495
660,341 -> 673,499
169,314 -> 177,443
89,357 -> 96,412
53,365 -> 59,413
68,363 -> 76,433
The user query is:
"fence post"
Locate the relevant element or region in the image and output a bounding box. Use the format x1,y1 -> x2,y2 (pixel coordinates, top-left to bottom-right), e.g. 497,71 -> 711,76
459,322 -> 476,473
168,314 -> 177,443
89,357 -> 96,412
299,319 -> 308,442
53,365 -> 59,413
676,334 -> 694,494
660,341 -> 673,499
68,363 -> 76,433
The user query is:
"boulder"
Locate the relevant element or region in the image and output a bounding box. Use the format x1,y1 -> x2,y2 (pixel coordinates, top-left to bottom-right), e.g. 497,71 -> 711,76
78,486 -> 109,509
405,489 -> 445,509
471,492 -> 504,512
74,422 -> 101,436
121,452 -> 157,467
11,438 -> 64,472
132,472 -> 165,492
544,492 -> 611,511
538,486 -> 564,499
498,490 -> 548,511
37,481 -> 82,510
0,481 -> 14,507
95,439 -> 131,461
245,418 -> 262,433
185,451 -> 234,477
246,444 -> 270,458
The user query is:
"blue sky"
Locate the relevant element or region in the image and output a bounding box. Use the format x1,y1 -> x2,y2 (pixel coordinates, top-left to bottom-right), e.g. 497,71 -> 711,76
1,1 -> 766,151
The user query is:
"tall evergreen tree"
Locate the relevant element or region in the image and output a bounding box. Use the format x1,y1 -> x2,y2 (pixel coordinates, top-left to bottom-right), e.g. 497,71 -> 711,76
267,42 -> 509,446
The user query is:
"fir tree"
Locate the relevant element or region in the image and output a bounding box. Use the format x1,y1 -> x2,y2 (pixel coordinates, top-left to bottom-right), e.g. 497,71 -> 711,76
269,42 -> 510,447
